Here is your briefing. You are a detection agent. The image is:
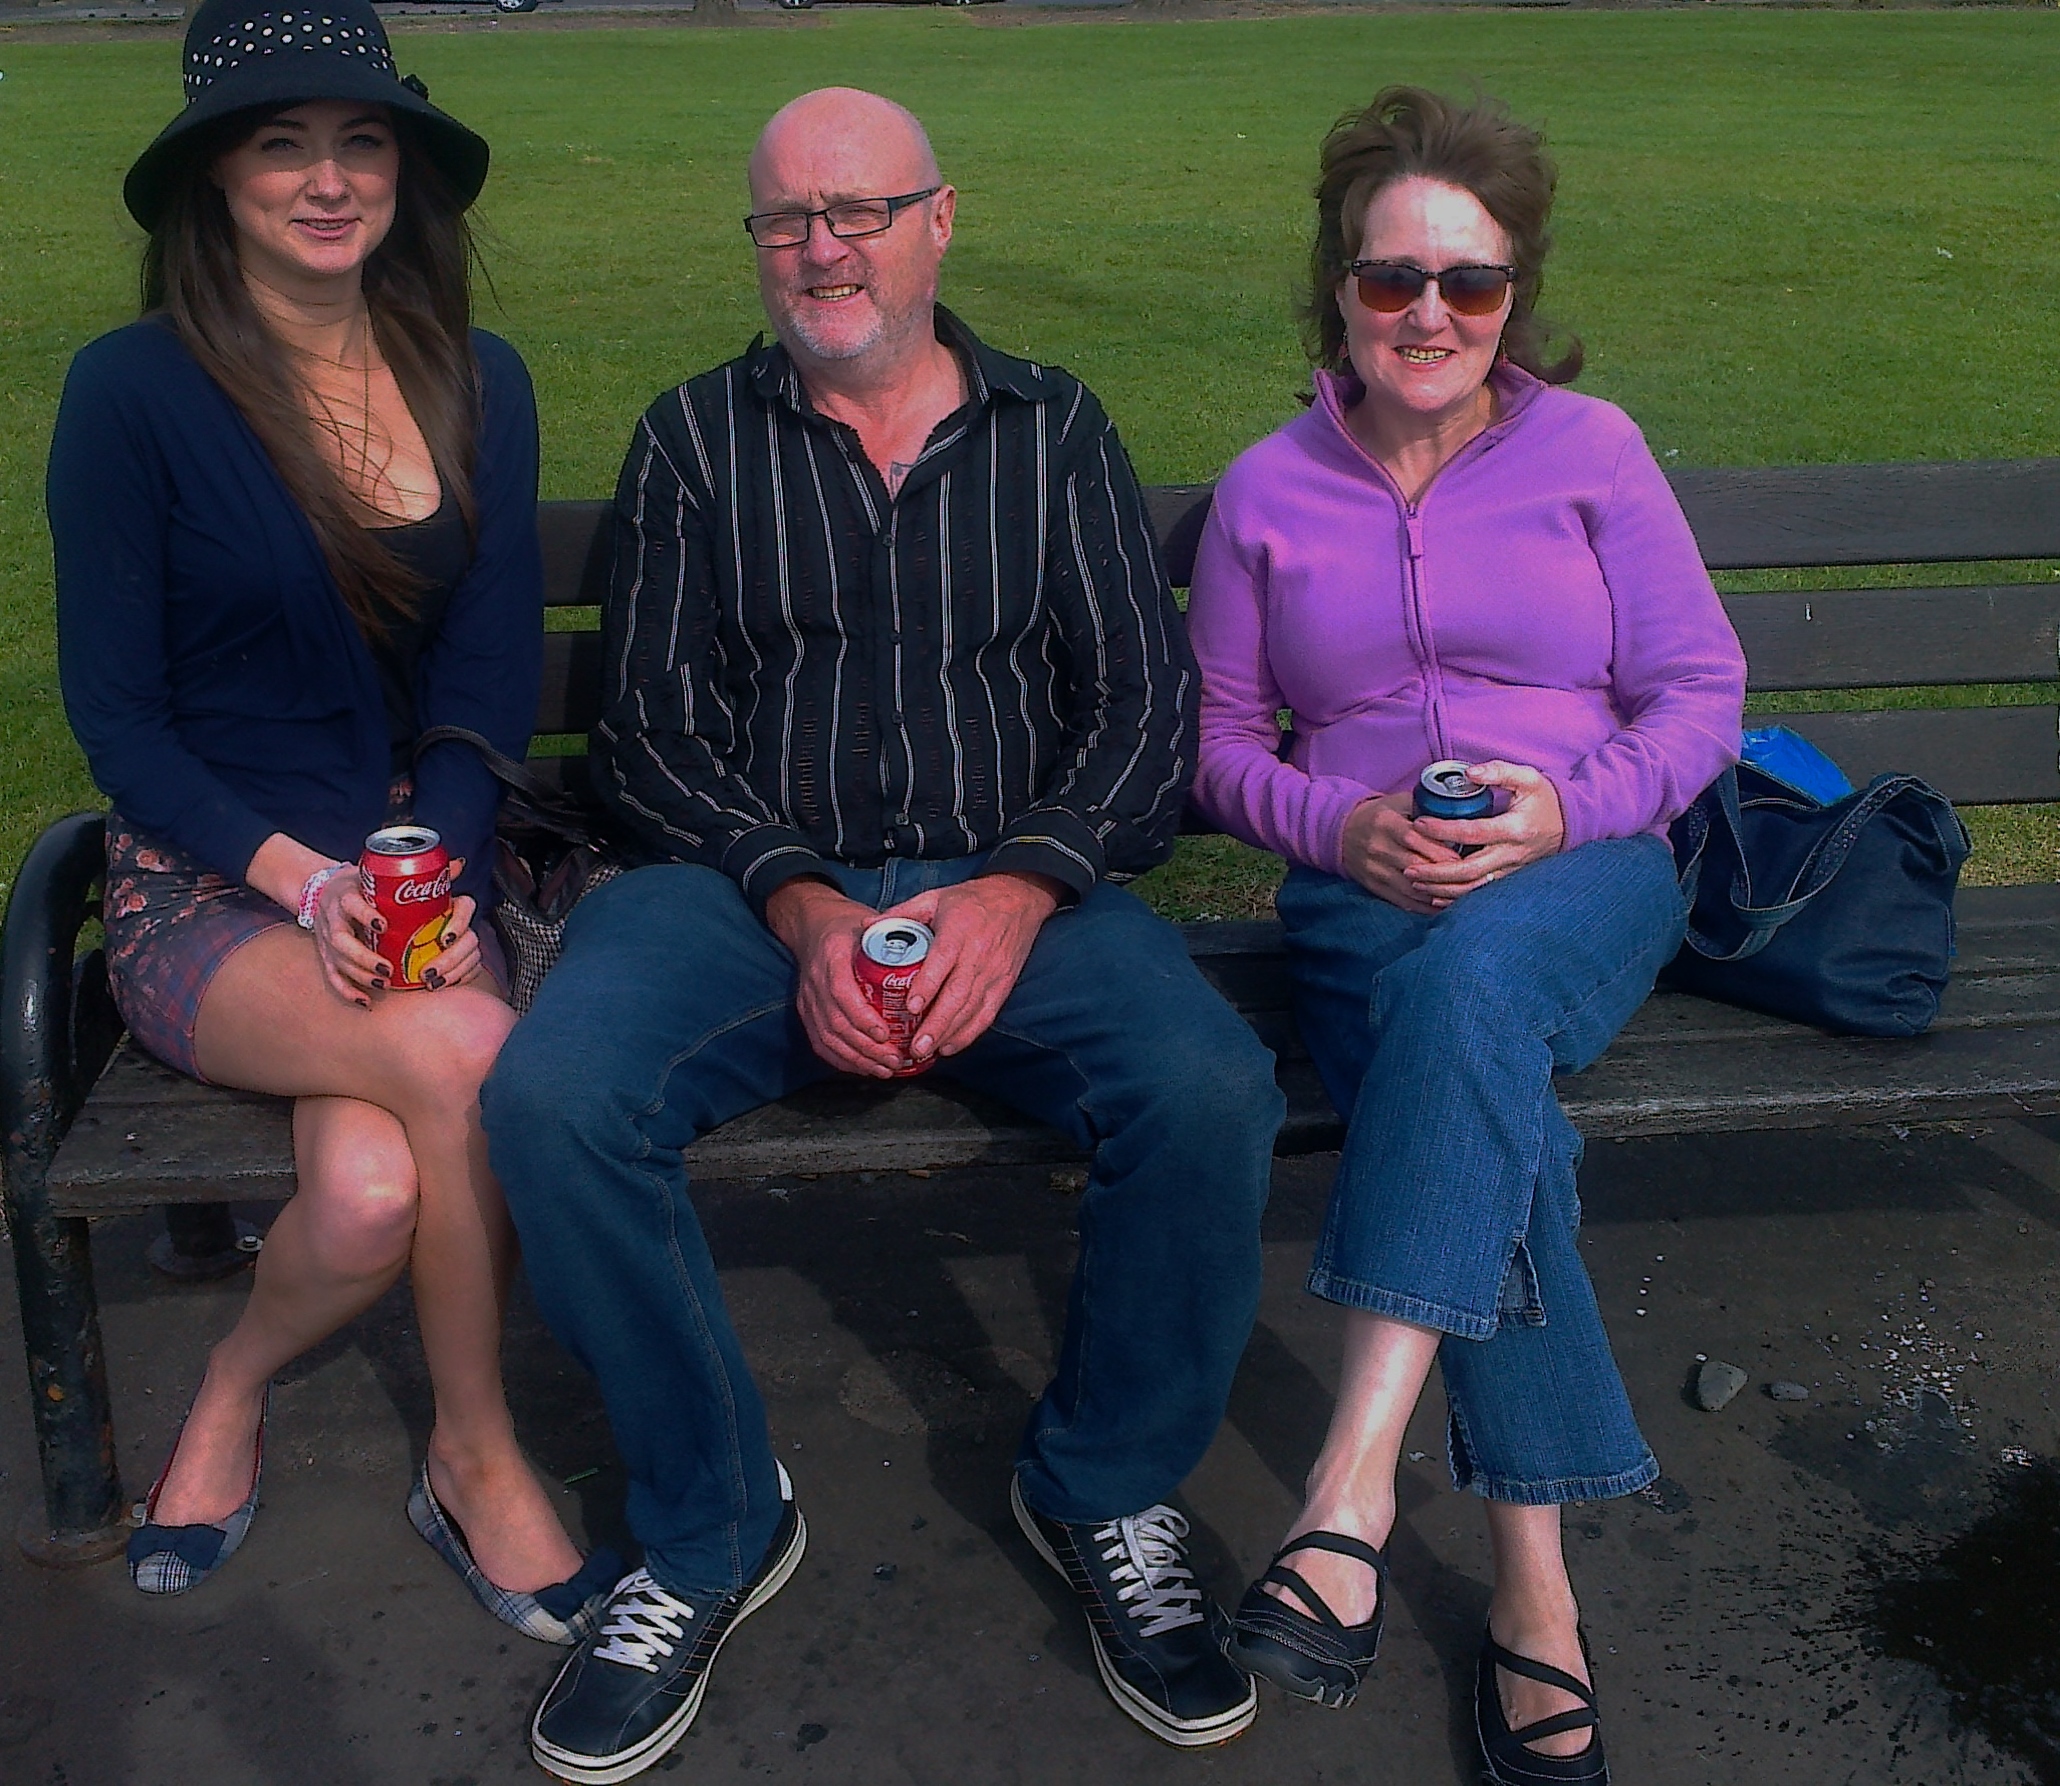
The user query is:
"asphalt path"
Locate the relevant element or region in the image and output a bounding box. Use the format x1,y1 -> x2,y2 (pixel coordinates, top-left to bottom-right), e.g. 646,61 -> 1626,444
5,1121 -> 2060,1782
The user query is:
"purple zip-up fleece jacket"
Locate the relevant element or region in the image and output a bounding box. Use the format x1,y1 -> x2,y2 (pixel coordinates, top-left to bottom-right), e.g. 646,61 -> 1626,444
1188,361 -> 1746,874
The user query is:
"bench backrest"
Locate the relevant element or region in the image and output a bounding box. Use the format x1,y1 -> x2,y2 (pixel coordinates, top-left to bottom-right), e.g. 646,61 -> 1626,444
530,459 -> 2060,809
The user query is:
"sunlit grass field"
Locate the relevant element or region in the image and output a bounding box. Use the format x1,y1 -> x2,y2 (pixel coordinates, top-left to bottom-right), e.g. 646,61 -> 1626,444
2,8 -> 2057,916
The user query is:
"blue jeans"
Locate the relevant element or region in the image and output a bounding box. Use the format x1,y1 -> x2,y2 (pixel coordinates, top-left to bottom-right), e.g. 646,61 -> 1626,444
482,857 -> 1283,1598
1277,836 -> 1684,1505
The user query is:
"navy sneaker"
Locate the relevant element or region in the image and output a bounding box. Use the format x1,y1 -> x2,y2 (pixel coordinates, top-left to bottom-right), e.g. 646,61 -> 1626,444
1011,1475 -> 1257,1748
530,1465 -> 806,1784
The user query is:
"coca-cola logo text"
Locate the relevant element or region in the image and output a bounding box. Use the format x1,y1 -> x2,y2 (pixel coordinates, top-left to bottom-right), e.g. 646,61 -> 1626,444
363,869 -> 450,906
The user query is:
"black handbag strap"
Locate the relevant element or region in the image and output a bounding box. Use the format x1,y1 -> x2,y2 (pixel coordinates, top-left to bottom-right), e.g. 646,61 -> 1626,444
1680,765 -> 1963,965
413,723 -> 600,847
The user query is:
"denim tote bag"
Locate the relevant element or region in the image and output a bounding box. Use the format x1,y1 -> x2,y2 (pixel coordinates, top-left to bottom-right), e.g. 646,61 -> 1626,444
1659,759 -> 1971,1037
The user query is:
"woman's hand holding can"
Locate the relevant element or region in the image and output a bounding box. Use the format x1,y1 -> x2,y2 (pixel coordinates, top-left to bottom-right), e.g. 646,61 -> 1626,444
1340,792 -> 1458,913
311,866 -> 389,1006
1406,760 -> 1566,905
423,884 -> 483,991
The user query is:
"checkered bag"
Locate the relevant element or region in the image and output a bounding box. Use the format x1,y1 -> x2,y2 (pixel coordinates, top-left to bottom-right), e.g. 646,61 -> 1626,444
488,838 -> 623,1013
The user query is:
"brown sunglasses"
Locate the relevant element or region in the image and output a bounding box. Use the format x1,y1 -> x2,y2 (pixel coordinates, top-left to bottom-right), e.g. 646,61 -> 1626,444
1348,260 -> 1516,317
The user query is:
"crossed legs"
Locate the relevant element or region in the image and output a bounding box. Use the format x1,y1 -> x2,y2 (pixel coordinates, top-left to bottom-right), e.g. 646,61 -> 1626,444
143,926 -> 579,1593
1271,1314 -> 1589,1754
1264,840 -> 1686,1751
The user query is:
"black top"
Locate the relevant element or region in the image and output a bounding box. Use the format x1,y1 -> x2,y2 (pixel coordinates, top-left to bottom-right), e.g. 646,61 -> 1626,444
595,307 -> 1197,917
371,489 -> 469,769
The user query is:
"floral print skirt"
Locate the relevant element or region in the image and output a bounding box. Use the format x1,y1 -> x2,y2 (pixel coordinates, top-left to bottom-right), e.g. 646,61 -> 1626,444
102,817 -> 292,1082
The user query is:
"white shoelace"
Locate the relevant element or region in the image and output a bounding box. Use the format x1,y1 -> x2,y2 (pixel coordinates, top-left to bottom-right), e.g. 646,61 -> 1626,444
1092,1505 -> 1205,1638
591,1568 -> 698,1673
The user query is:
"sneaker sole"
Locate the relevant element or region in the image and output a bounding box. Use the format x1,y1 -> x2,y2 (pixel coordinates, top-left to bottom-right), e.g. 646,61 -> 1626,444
1009,1477 -> 1258,1749
531,1506 -> 809,1786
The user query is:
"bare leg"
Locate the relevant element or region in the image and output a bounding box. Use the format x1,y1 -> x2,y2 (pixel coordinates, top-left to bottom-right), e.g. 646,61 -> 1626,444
157,926 -> 580,1592
1265,1310 -> 1595,1757
1265,1308 -> 1439,1624
1484,1502 -> 1592,1759
145,1096 -> 418,1524
396,1004 -> 584,1595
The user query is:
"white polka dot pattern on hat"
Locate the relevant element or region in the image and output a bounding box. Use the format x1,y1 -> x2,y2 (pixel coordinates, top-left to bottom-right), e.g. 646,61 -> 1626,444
183,11 -> 396,102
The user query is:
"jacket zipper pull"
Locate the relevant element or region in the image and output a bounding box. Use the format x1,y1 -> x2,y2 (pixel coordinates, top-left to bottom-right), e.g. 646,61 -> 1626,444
1405,510 -> 1426,563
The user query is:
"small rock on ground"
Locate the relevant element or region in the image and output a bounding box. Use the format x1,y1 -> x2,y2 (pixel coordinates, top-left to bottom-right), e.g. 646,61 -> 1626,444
1768,1380 -> 1811,1402
1695,1360 -> 1749,1411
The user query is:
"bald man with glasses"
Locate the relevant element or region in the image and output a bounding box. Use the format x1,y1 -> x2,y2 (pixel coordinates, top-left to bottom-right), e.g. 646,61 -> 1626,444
485,88 -> 1283,1781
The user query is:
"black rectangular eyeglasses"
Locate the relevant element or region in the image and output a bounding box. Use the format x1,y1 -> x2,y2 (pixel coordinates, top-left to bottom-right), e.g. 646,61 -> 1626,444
743,188 -> 942,249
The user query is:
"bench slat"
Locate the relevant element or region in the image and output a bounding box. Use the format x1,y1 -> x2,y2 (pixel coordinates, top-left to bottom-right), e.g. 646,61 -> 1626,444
536,631 -> 606,735
1064,466 -> 2060,590
530,609 -> 2060,754
529,582 -> 2060,739
1564,1019 -> 2060,1135
1724,585 -> 2060,691
1670,460 -> 2060,569
538,501 -> 611,608
1777,705 -> 2059,805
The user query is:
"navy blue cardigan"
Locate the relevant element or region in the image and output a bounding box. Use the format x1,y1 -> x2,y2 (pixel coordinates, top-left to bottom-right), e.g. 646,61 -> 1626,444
48,318 -> 542,909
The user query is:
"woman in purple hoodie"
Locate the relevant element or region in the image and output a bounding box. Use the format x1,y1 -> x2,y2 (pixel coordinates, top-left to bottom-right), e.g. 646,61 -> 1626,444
1188,89 -> 1745,1781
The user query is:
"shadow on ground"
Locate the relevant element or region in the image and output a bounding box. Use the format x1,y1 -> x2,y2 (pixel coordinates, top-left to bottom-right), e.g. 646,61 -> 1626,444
5,1115 -> 2060,1781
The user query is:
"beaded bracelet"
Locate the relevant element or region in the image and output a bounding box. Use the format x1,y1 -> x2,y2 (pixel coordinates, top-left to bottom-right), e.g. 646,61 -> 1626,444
296,864 -> 350,931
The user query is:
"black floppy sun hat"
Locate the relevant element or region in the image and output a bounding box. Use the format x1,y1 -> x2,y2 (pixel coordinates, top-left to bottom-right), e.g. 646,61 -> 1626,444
123,0 -> 490,231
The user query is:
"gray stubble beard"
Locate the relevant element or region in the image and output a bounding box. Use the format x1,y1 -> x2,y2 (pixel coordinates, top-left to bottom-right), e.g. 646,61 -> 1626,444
771,278 -> 938,368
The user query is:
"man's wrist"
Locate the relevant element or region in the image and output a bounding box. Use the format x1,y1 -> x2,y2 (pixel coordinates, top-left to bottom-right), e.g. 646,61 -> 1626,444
979,869 -> 1065,918
763,874 -> 853,949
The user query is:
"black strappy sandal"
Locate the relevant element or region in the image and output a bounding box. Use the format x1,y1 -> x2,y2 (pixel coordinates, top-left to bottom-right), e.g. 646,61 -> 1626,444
1224,1531 -> 1388,1708
1475,1629 -> 1610,1785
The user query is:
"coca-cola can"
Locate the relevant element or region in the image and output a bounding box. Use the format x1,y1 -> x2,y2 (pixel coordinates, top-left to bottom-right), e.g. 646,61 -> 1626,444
853,917 -> 935,1077
360,825 -> 454,990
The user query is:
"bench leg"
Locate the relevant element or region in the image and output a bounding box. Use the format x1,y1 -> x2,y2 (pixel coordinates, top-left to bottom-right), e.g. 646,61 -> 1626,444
5,1152 -> 126,1566
149,1202 -> 259,1282
3,810 -> 128,1564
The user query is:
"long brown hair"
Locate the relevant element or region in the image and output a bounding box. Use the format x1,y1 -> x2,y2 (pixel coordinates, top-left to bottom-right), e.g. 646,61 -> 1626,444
1304,86 -> 1582,386
141,108 -> 482,638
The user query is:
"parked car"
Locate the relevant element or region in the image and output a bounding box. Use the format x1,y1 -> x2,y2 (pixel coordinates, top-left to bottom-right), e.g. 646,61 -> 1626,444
379,0 -> 554,14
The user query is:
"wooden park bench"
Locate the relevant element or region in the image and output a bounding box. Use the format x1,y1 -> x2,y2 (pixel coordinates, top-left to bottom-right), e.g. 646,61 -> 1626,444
6,459 -> 2060,1565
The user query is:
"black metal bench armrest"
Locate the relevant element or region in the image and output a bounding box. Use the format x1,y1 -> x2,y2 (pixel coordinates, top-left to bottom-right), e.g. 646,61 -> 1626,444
2,811 -> 114,1134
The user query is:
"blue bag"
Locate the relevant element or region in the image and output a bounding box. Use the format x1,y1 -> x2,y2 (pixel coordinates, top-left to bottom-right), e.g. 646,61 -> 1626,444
1660,755 -> 1970,1038
1739,725 -> 1853,805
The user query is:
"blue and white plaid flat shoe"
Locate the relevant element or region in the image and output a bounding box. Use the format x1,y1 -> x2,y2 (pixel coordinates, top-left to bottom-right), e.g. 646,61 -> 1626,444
128,1384 -> 269,1596
407,1461 -> 621,1646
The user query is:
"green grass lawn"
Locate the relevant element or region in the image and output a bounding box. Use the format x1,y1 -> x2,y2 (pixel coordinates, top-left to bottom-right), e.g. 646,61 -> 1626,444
3,8 -> 2057,915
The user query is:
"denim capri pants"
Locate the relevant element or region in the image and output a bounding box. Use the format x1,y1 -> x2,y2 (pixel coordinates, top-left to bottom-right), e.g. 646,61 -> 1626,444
1278,835 -> 1686,1505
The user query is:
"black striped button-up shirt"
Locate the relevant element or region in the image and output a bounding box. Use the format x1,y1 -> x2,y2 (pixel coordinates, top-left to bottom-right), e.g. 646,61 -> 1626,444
594,309 -> 1197,914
